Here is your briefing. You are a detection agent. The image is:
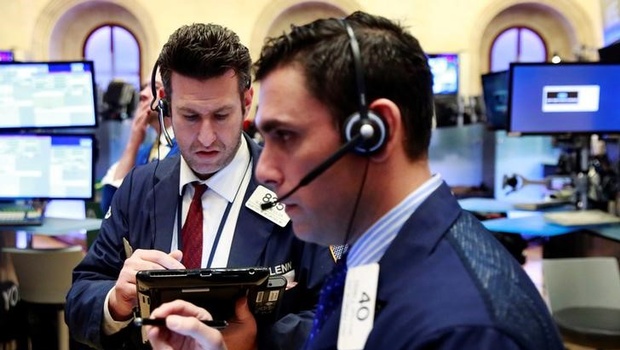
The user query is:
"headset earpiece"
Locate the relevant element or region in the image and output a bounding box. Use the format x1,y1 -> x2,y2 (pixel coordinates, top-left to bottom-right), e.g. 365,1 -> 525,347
150,64 -> 170,118
341,20 -> 388,156
343,110 -> 387,155
151,61 -> 173,146
157,98 -> 169,118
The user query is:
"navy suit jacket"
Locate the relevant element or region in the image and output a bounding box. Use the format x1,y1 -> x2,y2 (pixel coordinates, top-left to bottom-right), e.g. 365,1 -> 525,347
309,182 -> 564,350
67,134 -> 332,349
99,139 -> 180,213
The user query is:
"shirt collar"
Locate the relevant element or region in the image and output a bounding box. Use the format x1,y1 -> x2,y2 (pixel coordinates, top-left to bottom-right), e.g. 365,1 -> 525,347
179,136 -> 250,202
159,127 -> 175,147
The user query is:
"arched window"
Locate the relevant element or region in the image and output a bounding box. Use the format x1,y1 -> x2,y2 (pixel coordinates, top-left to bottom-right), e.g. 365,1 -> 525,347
84,25 -> 140,91
490,27 -> 547,72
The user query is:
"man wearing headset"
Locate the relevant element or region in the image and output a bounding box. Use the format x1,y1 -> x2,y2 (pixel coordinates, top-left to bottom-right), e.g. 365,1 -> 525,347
65,23 -> 332,350
144,11 -> 564,350
99,77 -> 179,213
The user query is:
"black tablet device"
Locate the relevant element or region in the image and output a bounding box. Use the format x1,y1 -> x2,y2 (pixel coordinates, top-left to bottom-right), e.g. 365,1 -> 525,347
136,267 -> 286,322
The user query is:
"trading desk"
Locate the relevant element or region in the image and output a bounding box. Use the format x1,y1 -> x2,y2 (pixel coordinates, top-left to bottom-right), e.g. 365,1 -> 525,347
0,217 -> 102,248
459,198 -> 620,238
459,198 -> 620,260
458,198 -> 517,214
481,214 -> 577,237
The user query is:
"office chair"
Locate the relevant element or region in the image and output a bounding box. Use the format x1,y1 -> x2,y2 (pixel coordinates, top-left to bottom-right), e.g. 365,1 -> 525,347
543,257 -> 620,349
2,246 -> 84,350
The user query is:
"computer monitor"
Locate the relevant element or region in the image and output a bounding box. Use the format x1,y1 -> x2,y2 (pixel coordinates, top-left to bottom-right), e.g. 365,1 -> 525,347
428,53 -> 459,95
0,61 -> 98,130
508,62 -> 620,135
0,133 -> 95,200
481,70 -> 509,130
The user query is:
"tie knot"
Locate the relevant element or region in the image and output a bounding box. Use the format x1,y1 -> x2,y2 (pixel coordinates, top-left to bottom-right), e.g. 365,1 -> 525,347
191,182 -> 208,198
330,244 -> 349,261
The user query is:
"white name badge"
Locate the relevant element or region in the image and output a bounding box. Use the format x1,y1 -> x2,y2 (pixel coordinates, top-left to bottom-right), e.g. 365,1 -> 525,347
245,185 -> 290,227
338,263 -> 379,350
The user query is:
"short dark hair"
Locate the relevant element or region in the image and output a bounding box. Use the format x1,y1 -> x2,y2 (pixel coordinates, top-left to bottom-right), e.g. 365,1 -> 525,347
157,23 -> 251,103
253,11 -> 434,160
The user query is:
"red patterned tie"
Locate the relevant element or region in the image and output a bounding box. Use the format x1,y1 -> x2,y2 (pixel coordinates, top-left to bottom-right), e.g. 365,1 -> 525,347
181,183 -> 207,269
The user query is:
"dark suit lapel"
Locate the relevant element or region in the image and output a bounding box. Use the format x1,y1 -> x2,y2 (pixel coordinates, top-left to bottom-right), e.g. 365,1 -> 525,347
227,136 -> 275,267
147,157 -> 181,251
227,203 -> 275,266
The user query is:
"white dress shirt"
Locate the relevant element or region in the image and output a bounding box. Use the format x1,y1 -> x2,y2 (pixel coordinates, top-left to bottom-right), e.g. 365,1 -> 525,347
103,135 -> 252,334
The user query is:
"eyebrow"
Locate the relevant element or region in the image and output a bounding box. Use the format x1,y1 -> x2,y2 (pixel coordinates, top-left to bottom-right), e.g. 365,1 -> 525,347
258,119 -> 289,134
176,106 -> 199,114
176,105 -> 235,115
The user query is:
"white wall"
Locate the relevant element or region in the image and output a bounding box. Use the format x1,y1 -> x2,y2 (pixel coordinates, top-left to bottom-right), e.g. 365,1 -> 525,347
0,0 -> 606,98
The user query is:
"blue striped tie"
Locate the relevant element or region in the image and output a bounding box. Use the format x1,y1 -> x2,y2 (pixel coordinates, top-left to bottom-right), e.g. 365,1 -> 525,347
306,253 -> 348,345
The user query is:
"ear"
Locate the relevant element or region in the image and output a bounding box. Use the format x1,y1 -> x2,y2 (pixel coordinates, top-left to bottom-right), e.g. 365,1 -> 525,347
243,87 -> 254,118
367,98 -> 401,162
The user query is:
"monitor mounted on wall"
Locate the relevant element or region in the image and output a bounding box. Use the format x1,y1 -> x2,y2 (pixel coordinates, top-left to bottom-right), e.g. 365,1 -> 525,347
427,53 -> 459,95
507,62 -> 620,135
0,60 -> 98,130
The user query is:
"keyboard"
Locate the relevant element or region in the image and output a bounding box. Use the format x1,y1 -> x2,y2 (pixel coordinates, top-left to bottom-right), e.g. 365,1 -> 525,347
0,204 -> 44,227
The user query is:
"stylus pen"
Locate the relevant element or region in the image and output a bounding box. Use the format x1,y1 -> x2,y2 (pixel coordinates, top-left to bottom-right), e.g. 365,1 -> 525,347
134,317 -> 228,329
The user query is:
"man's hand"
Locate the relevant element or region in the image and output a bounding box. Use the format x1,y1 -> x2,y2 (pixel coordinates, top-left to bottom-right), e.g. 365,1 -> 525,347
221,297 -> 257,350
118,101 -> 152,162
147,299 -> 228,350
108,249 -> 184,321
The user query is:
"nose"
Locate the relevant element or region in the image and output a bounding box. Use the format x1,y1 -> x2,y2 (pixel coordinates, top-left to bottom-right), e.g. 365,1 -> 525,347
256,145 -> 282,191
197,119 -> 217,146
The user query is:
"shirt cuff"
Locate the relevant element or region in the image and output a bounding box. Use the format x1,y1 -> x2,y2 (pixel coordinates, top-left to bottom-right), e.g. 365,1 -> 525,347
100,162 -> 123,188
102,287 -> 132,335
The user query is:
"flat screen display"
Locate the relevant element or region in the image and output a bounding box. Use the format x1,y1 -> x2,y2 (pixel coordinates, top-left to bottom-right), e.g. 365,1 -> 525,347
0,61 -> 97,129
428,53 -> 459,95
481,70 -> 509,130
0,133 -> 95,200
508,62 -> 620,135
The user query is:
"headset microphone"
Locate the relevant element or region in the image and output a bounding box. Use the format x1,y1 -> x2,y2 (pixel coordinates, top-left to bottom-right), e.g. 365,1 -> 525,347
260,131 -> 370,210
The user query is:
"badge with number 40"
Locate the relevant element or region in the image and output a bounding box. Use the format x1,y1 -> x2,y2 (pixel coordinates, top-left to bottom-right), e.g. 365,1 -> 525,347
338,263 -> 379,350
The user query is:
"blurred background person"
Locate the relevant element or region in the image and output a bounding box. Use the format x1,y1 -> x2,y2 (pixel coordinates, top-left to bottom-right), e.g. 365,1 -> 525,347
99,76 -> 178,213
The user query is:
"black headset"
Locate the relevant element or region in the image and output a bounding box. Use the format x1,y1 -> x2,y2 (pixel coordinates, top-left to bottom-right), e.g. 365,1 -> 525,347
149,61 -> 173,146
340,20 -> 388,156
